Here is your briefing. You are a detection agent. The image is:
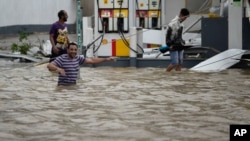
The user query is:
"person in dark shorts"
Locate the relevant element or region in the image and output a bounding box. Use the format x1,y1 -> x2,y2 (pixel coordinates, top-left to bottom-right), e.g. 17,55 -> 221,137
49,10 -> 70,62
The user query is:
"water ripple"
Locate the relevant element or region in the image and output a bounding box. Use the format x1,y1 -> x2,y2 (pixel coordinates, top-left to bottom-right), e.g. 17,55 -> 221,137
0,65 -> 249,141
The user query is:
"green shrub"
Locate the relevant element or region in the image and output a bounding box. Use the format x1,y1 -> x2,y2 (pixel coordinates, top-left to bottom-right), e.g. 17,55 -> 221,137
11,31 -> 31,54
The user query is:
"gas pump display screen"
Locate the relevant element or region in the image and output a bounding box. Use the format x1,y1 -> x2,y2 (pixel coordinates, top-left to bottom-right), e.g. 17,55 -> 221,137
152,1 -> 157,6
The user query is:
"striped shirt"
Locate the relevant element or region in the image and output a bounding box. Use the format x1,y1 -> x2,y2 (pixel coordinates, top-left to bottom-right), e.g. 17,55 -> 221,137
52,54 -> 85,85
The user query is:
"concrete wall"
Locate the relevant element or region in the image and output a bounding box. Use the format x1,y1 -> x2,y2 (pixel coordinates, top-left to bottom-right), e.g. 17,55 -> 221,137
164,0 -> 221,31
0,0 -> 217,34
0,0 -> 214,27
0,0 -> 77,34
165,0 -> 186,23
165,0 -> 214,32
0,0 -> 76,27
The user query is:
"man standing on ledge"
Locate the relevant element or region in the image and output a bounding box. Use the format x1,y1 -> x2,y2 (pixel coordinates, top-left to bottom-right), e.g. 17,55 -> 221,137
166,8 -> 190,72
47,42 -> 116,86
49,10 -> 70,62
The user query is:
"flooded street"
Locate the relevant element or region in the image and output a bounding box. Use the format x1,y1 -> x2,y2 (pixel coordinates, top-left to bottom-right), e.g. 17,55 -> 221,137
0,62 -> 250,141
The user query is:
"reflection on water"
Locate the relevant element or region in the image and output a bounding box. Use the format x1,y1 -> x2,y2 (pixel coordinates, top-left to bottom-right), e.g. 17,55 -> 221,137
0,61 -> 250,141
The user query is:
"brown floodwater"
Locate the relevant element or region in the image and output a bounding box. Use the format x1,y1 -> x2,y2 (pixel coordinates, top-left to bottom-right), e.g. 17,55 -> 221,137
0,60 -> 250,141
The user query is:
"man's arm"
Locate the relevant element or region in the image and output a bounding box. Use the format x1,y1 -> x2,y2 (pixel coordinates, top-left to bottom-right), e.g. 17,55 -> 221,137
84,57 -> 116,64
47,62 -> 65,76
166,27 -> 173,46
66,36 -> 70,44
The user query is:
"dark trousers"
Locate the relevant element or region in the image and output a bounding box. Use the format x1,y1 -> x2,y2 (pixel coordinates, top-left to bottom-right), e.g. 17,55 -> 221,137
49,48 -> 67,62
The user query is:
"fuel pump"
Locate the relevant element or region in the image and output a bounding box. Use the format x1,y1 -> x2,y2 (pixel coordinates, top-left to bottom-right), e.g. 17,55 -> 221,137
136,0 -> 161,29
113,0 -> 129,32
98,9 -> 113,33
97,0 -> 114,33
97,0 -> 129,33
113,9 -> 129,32
148,0 -> 161,29
136,0 -> 149,28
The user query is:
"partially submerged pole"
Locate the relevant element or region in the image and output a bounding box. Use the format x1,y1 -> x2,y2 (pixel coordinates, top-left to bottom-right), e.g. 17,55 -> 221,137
76,0 -> 83,54
76,0 -> 82,79
228,0 -> 243,49
137,27 -> 143,57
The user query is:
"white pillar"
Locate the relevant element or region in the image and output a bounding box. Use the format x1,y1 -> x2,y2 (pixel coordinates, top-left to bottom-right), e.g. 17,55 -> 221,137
86,28 -> 94,57
130,27 -> 137,58
137,27 -> 143,56
228,0 -> 243,49
130,27 -> 137,67
82,17 -> 94,57
82,17 -> 92,46
129,0 -> 136,27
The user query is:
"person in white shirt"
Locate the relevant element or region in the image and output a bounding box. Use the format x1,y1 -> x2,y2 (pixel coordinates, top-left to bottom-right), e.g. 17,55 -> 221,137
165,8 -> 190,72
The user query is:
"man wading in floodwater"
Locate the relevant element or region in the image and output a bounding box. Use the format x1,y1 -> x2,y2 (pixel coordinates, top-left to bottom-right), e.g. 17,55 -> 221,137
165,8 -> 190,72
47,42 -> 116,86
